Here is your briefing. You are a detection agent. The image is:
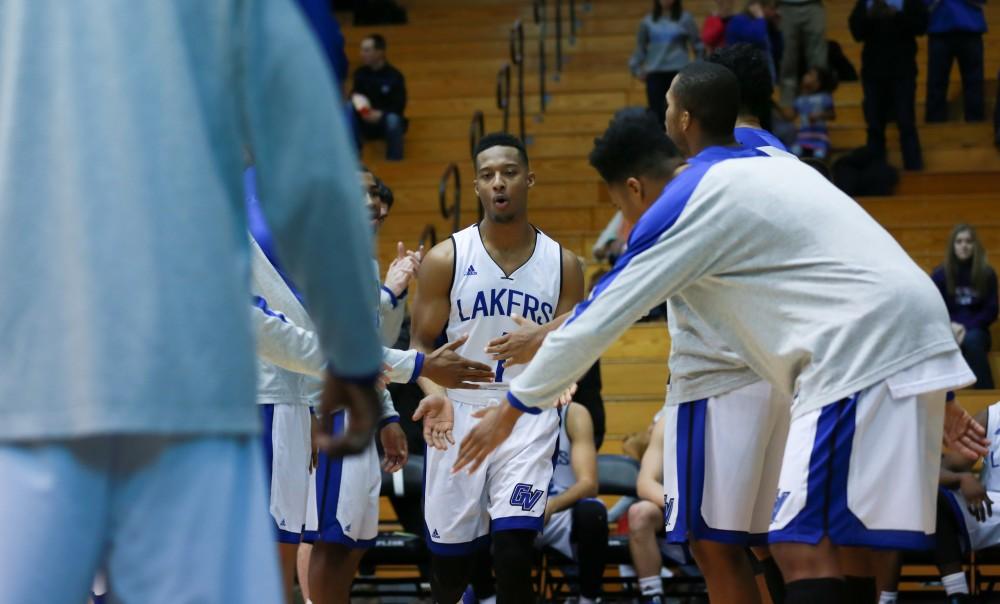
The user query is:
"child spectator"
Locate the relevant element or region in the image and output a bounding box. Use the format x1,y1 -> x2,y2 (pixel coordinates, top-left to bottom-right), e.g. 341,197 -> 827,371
782,67 -> 836,159
932,224 -> 998,389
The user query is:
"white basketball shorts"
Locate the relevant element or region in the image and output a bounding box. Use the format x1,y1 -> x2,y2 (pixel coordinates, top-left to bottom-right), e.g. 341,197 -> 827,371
303,409 -> 383,548
260,403 -> 312,544
663,380 -> 790,545
941,487 -> 1000,552
769,382 -> 946,549
423,399 -> 560,555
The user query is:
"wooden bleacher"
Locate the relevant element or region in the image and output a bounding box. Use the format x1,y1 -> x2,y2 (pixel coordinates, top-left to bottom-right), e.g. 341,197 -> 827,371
346,0 -> 1000,594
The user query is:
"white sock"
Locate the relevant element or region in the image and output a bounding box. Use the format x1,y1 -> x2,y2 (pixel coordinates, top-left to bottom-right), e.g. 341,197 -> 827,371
942,571 -> 970,595
579,597 -> 598,604
479,597 -> 496,604
639,575 -> 663,596
878,591 -> 898,604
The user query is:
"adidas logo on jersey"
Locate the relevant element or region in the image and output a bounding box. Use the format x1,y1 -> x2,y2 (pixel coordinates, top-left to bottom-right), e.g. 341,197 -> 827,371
432,529 -> 440,539
279,520 -> 286,527
465,265 -> 477,276
344,524 -> 352,533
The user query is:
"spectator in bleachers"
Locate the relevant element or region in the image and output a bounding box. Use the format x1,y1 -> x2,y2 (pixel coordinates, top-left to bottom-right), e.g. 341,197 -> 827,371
630,0 -> 704,129
725,0 -> 777,80
932,224 -> 998,389
849,0 -> 929,171
776,0 -> 828,105
781,67 -> 837,159
352,34 -> 407,160
702,0 -> 735,54
924,0 -> 987,123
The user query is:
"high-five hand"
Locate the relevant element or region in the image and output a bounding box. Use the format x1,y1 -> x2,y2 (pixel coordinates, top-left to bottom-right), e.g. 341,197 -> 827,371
421,334 -> 496,388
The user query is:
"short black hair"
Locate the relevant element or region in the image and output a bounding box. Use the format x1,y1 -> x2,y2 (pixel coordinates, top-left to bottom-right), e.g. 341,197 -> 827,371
672,62 -> 741,139
589,107 -> 680,184
473,132 -> 529,168
708,44 -> 773,126
365,34 -> 387,51
373,176 -> 394,208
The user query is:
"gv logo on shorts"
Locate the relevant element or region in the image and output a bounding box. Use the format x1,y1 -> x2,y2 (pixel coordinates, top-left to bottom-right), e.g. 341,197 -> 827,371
510,483 -> 544,511
663,496 -> 675,525
772,490 -> 791,522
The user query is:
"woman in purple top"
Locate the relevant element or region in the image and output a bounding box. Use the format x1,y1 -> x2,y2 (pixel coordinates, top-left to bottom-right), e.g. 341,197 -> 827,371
932,224 -> 999,388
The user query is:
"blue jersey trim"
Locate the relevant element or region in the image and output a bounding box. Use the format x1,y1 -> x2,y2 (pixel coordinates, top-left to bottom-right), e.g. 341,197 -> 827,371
378,415 -> 400,429
312,411 -> 358,546
492,515 -> 545,533
381,285 -> 400,309
734,126 -> 788,152
409,352 -> 425,384
508,392 -> 543,415
425,533 -> 492,556
253,295 -> 288,323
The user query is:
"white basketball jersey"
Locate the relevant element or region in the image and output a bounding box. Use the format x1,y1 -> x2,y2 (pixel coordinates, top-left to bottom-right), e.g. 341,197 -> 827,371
981,403 -> 1000,492
446,224 -> 562,405
549,405 -> 575,495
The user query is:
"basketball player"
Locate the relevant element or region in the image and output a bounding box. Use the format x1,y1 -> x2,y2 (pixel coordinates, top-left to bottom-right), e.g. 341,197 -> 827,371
303,170 -> 495,604
934,400 -> 999,603
455,62 -> 986,604
410,132 -> 585,603
535,402 -> 607,604
708,44 -> 789,151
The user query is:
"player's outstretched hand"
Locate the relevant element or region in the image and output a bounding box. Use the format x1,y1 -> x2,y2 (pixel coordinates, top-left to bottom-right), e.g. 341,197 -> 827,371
486,315 -> 545,366
413,394 -> 455,451
421,334 -> 495,388
944,400 -> 990,461
380,421 -> 409,473
384,242 -> 420,297
960,473 -> 993,522
453,403 -> 522,474
554,384 -> 578,409
315,374 -> 380,457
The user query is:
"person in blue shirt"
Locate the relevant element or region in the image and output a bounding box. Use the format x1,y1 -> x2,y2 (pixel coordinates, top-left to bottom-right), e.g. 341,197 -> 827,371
724,1 -> 777,81
925,0 -> 988,122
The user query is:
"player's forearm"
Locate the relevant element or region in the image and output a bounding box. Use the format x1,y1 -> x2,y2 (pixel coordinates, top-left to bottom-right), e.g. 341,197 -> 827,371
637,479 -> 665,508
940,468 -> 967,490
547,479 -> 598,515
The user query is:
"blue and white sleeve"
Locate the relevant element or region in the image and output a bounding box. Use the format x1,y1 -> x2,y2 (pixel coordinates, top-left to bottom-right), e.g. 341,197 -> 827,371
383,347 -> 424,384
379,286 -> 407,346
251,297 -> 326,378
508,165 -> 724,412
241,0 -> 382,384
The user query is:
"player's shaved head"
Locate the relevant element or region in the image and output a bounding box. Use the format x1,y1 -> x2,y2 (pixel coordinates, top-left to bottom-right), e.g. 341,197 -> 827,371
708,44 -> 773,126
589,107 -> 680,184
474,132 -> 529,170
669,62 -> 741,140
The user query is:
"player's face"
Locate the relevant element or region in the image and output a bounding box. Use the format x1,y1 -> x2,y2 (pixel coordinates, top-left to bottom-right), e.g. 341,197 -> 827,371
359,171 -> 381,231
954,230 -> 975,261
664,84 -> 689,156
606,181 -> 645,225
474,146 -> 534,224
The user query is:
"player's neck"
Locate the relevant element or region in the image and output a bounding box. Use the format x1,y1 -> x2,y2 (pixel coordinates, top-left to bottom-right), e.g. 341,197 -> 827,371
735,115 -> 762,130
479,218 -> 535,254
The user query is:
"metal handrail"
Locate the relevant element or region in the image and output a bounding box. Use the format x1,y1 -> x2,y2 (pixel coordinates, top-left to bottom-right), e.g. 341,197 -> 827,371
555,0 -> 563,75
495,65 -> 511,134
418,224 -> 438,249
438,162 -> 461,235
569,0 -> 577,44
469,110 -> 485,159
509,19 -> 526,140
532,0 -> 547,114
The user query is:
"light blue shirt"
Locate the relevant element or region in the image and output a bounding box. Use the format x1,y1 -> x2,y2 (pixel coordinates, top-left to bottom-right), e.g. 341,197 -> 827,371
0,0 -> 382,439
